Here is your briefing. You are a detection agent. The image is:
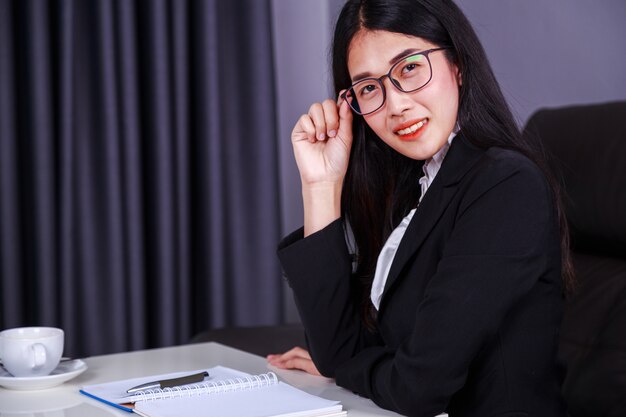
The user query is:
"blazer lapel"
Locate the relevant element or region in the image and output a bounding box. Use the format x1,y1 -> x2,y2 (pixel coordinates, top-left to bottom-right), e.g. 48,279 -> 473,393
378,134 -> 485,310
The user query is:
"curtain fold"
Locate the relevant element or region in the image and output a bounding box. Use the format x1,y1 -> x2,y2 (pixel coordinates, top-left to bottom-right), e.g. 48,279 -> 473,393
0,0 -> 283,357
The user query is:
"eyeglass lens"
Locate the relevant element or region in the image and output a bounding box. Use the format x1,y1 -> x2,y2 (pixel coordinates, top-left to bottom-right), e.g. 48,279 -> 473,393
345,53 -> 432,115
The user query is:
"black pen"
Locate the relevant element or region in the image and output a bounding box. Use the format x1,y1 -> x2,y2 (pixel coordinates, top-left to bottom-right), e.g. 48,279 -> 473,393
126,371 -> 209,393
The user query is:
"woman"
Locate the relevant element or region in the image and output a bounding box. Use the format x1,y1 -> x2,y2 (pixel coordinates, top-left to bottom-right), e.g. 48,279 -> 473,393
270,0 -> 571,415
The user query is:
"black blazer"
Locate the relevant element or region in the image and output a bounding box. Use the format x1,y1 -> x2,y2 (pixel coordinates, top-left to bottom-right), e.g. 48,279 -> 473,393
278,135 -> 567,417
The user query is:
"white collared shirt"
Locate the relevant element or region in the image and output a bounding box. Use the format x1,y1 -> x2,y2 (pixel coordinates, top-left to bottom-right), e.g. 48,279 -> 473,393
370,132 -> 456,310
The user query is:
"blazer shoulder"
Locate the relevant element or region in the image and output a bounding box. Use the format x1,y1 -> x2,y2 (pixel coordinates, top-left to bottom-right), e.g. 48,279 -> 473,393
484,147 -> 543,174
476,147 -> 548,187
460,147 -> 552,211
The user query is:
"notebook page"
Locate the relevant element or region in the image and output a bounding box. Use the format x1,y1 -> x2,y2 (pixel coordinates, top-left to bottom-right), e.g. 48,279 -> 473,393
134,381 -> 342,417
81,366 -> 251,404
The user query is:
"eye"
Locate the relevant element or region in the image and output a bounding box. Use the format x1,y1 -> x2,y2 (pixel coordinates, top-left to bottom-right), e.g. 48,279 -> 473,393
398,55 -> 425,77
358,83 -> 379,97
401,63 -> 418,75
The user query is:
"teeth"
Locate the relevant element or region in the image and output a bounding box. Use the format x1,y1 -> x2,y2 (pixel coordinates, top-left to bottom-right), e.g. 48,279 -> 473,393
397,120 -> 426,135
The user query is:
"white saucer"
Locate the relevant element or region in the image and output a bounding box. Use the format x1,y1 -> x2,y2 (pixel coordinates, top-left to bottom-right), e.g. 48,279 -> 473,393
0,359 -> 87,390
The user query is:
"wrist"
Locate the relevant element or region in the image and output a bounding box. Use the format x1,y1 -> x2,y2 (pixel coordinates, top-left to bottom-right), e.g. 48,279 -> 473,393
302,182 -> 343,237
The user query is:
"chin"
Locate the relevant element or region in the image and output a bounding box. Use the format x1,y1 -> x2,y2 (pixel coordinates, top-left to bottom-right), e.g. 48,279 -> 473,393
391,138 -> 442,161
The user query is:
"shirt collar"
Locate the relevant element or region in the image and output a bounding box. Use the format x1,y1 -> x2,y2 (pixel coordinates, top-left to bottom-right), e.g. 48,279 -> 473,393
419,131 -> 457,202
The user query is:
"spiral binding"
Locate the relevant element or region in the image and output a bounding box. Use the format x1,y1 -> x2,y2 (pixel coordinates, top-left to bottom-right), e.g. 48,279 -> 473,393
132,372 -> 279,402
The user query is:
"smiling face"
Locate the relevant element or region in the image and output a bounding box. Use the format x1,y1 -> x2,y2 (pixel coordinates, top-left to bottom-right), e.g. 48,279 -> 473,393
347,30 -> 461,160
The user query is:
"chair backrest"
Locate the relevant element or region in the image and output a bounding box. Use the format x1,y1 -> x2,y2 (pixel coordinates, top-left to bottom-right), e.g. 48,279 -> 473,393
524,102 -> 626,417
523,101 -> 626,256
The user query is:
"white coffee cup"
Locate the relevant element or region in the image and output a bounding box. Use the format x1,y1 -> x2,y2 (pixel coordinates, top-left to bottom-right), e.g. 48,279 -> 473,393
0,327 -> 64,377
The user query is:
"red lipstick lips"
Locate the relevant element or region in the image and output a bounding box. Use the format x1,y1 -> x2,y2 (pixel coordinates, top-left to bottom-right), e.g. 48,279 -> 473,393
394,118 -> 429,141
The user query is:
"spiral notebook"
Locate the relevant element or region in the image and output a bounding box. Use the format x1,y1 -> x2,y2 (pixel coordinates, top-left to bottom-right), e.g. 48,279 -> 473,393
80,365 -> 345,417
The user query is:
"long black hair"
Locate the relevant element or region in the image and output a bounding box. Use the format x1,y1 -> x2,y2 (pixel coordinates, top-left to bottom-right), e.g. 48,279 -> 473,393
332,0 -> 574,326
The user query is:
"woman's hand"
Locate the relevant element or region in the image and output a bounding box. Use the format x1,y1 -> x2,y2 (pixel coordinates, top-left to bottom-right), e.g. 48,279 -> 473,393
266,346 -> 321,376
291,92 -> 354,187
292,92 -> 354,236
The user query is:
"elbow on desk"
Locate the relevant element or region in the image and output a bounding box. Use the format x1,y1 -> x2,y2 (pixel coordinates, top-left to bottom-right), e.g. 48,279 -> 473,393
309,345 -> 359,379
310,352 -> 342,379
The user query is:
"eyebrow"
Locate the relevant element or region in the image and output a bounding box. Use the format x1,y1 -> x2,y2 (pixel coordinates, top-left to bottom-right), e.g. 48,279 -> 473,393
351,48 -> 421,82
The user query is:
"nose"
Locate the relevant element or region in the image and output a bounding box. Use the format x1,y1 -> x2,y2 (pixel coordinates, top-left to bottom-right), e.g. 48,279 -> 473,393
382,77 -> 412,116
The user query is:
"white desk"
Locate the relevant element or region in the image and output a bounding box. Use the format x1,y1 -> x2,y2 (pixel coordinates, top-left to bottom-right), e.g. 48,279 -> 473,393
0,342 -> 403,417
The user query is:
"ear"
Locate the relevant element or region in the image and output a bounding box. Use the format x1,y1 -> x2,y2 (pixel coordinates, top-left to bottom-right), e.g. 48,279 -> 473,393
455,66 -> 462,86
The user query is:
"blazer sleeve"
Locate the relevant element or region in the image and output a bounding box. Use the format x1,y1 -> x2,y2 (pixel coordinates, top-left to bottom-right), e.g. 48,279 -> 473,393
279,153 -> 560,416
278,220 -> 383,376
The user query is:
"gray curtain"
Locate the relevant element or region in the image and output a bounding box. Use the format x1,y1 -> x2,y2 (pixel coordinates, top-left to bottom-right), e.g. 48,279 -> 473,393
0,0 -> 283,357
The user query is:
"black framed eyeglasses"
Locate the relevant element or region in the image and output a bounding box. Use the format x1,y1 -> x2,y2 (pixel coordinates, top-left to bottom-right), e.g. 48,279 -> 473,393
341,47 -> 451,115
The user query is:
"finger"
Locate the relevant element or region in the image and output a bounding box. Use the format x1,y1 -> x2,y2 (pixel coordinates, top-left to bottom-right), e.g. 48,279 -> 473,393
292,114 -> 317,143
268,346 -> 310,362
286,357 -> 321,376
322,99 -> 339,138
292,346 -> 312,360
308,102 -> 327,141
273,357 -> 321,376
284,346 -> 310,357
267,347 -> 311,366
300,114 -> 318,143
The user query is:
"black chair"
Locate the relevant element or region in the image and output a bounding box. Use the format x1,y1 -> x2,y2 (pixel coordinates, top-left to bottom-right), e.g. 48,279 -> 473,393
523,101 -> 626,417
